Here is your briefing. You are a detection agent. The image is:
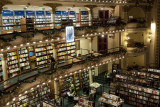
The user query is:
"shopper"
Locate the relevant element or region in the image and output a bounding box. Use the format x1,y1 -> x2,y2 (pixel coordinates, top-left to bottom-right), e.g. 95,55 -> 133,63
50,56 -> 56,69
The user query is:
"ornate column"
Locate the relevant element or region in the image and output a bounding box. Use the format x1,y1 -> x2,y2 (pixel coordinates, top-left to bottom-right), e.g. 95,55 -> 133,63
84,5 -> 97,26
44,3 -> 62,28
89,69 -> 93,85
1,52 -> 9,88
123,6 -> 129,23
54,80 -> 59,100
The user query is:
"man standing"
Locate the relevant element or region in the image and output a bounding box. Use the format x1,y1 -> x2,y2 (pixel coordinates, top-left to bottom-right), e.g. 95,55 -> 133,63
50,56 -> 56,69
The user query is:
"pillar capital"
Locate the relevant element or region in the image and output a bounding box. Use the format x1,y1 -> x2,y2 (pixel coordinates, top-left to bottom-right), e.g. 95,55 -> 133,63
44,3 -> 62,13
0,0 -> 12,14
84,5 -> 97,17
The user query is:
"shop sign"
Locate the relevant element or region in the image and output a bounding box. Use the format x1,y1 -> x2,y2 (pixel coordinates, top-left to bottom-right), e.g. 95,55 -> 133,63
55,11 -> 61,15
36,11 -> 44,15
14,11 -> 25,15
66,26 -> 74,43
45,11 -> 51,15
69,11 -> 75,15
2,10 -> 13,15
81,11 -> 88,15
62,11 -> 68,15
26,11 -> 35,15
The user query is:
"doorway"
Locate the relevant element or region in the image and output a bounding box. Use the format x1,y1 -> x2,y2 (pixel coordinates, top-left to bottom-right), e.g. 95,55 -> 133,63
99,10 -> 109,25
98,35 -> 108,53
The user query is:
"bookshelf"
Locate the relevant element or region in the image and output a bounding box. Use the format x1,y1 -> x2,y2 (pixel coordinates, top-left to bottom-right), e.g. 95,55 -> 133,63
46,43 -> 53,58
8,84 -> 51,107
69,11 -> 76,26
25,11 -> 35,31
116,69 -> 160,107
14,11 -> 25,30
74,73 -> 81,91
81,70 -> 89,88
7,50 -> 20,78
57,42 -> 76,64
80,11 -> 89,27
62,11 -> 69,20
45,11 -> 52,28
59,75 -> 74,96
18,47 -> 30,72
35,44 -> 48,69
36,11 -> 45,28
0,57 -> 3,82
2,10 -> 14,33
55,11 -> 62,28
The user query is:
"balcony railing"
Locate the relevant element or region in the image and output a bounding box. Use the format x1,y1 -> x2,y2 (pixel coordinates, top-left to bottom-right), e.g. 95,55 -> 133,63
0,19 -> 125,35
127,46 -> 147,57
0,47 -> 126,99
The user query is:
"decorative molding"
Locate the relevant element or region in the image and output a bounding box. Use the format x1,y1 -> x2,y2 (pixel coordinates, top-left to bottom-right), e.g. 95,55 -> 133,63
44,3 -> 62,13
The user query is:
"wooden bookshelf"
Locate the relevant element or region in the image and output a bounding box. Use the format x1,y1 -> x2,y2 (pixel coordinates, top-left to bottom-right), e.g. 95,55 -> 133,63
80,11 -> 89,27
18,47 -> 31,72
59,75 -> 74,96
7,50 -> 20,78
57,42 -> 76,64
2,10 -> 14,34
8,84 -> 51,107
80,70 -> 89,88
116,69 -> 160,107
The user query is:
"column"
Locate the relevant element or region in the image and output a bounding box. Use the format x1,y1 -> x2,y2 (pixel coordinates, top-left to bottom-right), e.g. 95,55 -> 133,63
1,53 -> 9,88
84,5 -> 97,26
54,80 -> 59,100
0,5 -> 3,34
94,67 -> 98,76
44,3 -> 62,28
89,69 -> 93,85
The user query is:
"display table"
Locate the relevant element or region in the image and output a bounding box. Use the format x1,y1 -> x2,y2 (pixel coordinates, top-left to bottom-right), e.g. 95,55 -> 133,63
90,82 -> 101,89
99,92 -> 124,107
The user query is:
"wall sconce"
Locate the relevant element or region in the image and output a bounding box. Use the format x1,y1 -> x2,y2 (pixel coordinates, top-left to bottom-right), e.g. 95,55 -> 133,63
148,38 -> 151,43
148,32 -> 152,43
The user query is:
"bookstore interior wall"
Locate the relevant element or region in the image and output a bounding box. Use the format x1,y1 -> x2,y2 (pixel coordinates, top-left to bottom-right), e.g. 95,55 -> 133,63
127,54 -> 145,66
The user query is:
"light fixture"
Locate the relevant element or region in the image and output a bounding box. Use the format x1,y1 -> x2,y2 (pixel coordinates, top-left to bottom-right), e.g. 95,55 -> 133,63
27,43 -> 29,45
7,47 -> 10,50
45,40 -> 48,42
13,98 -> 16,101
43,82 -> 45,85
1,49 -> 4,51
37,85 -> 40,87
59,76 -> 62,79
102,35 -> 104,37
19,94 -> 22,97
25,91 -> 28,94
14,46 -> 17,48
6,102 -> 9,105
54,78 -> 57,81
20,44 -> 23,46
31,88 -> 34,90
48,80 -> 51,83
51,39 -> 54,41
